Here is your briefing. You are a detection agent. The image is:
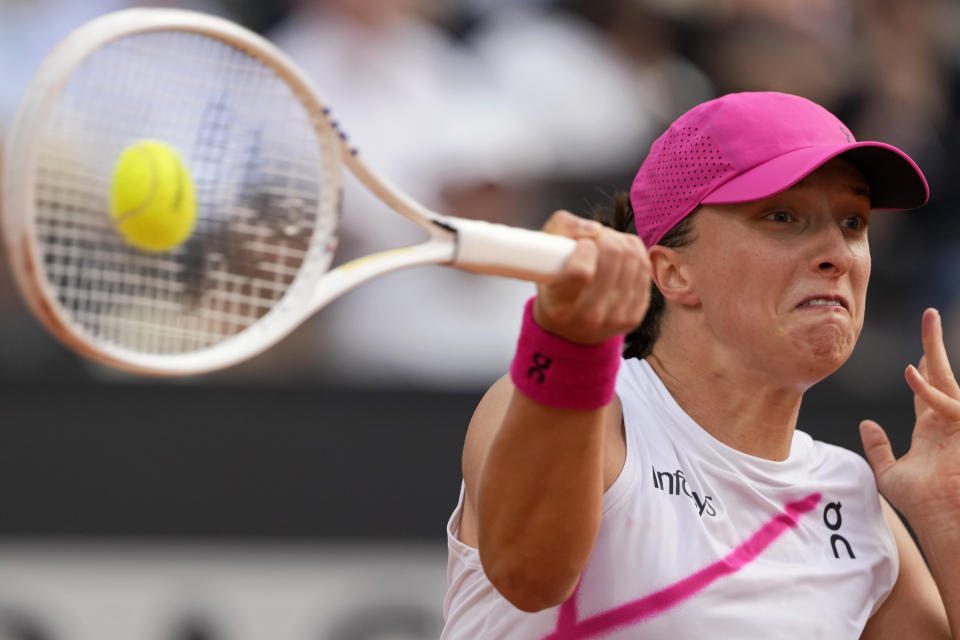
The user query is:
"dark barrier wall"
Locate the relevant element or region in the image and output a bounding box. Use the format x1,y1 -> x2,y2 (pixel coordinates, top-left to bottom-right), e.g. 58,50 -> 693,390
0,380 -> 915,540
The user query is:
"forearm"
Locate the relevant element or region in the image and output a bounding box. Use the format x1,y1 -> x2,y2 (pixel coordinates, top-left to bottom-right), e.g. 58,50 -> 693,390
476,387 -> 608,610
912,508 -> 960,638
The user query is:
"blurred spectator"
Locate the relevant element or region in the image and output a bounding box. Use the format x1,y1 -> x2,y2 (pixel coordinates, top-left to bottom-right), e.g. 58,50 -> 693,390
247,0 -> 707,388
246,0 -> 540,388
569,0 -> 714,127
465,3 -> 657,179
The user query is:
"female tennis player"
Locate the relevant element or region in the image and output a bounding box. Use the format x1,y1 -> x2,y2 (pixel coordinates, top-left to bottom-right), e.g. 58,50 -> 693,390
441,92 -> 958,639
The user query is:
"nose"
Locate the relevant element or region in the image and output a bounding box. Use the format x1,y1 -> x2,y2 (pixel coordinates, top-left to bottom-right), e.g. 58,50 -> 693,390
810,223 -> 855,277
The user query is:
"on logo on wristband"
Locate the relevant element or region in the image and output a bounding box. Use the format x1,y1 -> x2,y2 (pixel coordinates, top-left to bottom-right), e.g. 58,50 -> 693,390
510,297 -> 623,410
527,353 -> 552,383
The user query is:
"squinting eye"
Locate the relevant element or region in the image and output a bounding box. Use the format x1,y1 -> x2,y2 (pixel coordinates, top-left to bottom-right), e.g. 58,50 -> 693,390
765,210 -> 792,223
843,216 -> 867,231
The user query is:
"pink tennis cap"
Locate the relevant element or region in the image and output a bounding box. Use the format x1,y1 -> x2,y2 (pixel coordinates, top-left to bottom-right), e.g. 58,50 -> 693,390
630,91 -> 929,247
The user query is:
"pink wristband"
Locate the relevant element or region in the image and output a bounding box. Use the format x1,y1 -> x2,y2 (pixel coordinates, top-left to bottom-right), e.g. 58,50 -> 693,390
510,297 -> 624,410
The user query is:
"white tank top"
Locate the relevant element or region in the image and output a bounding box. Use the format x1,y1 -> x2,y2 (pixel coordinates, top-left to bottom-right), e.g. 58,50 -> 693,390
441,358 -> 898,639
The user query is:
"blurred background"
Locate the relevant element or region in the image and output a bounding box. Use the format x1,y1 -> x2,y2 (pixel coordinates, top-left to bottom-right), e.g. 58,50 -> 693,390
1,0 -> 959,637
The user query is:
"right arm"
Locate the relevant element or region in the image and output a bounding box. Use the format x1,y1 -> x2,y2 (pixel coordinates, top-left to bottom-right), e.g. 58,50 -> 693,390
458,211 -> 651,612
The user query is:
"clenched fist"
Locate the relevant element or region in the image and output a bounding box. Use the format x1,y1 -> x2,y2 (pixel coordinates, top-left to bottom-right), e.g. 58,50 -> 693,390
534,210 -> 652,345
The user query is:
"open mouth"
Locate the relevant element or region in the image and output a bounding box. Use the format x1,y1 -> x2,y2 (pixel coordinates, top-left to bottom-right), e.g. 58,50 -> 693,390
796,295 -> 848,310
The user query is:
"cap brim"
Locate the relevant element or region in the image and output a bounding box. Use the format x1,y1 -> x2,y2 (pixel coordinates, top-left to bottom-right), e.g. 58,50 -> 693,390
701,142 -> 929,210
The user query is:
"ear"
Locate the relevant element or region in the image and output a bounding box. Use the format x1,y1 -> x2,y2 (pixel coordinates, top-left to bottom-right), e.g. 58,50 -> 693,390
648,245 -> 699,307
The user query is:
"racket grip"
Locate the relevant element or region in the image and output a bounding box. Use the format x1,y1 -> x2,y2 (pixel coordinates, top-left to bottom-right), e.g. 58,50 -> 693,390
451,218 -> 577,283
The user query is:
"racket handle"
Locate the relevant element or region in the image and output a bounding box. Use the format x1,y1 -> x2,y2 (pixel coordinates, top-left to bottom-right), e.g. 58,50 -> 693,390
451,218 -> 577,283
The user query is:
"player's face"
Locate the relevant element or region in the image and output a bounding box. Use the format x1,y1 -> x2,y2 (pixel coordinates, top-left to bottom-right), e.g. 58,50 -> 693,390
683,158 -> 872,386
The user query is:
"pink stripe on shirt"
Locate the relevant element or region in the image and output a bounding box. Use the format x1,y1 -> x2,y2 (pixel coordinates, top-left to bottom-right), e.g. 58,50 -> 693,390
544,492 -> 822,640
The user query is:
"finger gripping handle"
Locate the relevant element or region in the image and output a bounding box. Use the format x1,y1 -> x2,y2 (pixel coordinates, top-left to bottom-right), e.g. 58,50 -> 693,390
451,218 -> 577,283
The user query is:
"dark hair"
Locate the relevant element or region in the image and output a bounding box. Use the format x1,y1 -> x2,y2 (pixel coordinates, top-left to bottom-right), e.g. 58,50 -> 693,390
593,193 -> 697,359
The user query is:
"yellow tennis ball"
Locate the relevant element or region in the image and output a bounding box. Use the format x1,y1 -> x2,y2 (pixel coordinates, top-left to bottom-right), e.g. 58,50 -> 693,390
109,140 -> 197,252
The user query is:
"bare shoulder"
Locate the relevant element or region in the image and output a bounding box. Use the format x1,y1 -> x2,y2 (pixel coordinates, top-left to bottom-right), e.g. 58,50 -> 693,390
859,498 -> 950,639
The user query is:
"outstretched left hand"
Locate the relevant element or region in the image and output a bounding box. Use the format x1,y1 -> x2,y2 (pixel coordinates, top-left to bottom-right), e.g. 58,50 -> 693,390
860,308 -> 960,527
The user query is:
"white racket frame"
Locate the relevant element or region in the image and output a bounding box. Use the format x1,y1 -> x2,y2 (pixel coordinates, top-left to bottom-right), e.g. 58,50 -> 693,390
2,8 -> 575,377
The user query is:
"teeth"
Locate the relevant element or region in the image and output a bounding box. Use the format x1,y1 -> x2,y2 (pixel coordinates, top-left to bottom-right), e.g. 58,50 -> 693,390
801,298 -> 842,307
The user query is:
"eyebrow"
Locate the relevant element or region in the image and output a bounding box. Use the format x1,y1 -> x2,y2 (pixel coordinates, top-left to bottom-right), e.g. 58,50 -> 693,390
846,184 -> 871,198
788,180 -> 871,198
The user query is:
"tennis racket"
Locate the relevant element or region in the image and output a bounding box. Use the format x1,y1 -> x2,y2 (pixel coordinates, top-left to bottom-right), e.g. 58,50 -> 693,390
1,8 -> 576,377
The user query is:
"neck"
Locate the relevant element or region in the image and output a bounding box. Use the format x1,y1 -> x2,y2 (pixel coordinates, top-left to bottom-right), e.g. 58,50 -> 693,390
648,325 -> 807,462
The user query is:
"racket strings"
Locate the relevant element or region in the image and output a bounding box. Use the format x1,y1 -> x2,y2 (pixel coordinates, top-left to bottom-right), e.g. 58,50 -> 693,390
32,30 -> 338,357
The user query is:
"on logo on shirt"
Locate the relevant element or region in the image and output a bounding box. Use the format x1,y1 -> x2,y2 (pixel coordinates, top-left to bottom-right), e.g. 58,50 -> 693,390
823,500 -> 856,559
651,466 -> 717,517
